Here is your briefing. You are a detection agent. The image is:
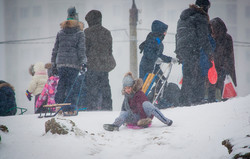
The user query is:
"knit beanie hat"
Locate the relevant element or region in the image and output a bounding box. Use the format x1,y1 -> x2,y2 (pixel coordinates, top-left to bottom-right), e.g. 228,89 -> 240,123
67,6 -> 78,20
85,10 -> 102,27
122,72 -> 134,88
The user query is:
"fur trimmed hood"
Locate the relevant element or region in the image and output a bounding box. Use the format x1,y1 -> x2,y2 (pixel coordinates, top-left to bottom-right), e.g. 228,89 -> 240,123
60,20 -> 84,31
29,64 -> 35,76
0,81 -> 15,91
180,4 -> 209,21
33,62 -> 46,75
133,78 -> 143,93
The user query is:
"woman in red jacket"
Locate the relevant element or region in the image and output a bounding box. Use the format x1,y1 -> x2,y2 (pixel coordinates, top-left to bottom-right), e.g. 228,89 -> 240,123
103,72 -> 173,131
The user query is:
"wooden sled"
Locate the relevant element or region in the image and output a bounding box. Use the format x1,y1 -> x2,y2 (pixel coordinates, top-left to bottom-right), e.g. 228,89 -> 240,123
38,103 -> 78,118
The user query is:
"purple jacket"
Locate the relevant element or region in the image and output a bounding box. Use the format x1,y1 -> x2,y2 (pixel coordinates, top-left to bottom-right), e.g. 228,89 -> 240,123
129,90 -> 148,119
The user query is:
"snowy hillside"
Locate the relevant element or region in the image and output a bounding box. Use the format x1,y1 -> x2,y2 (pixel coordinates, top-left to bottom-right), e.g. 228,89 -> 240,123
0,95 -> 250,159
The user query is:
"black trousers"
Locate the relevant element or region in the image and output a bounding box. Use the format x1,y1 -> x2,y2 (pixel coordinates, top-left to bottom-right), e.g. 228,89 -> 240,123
85,70 -> 112,111
55,67 -> 79,104
180,60 -> 205,106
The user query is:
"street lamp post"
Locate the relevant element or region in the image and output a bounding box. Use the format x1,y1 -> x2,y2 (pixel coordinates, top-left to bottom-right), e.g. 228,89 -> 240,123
129,0 -> 138,78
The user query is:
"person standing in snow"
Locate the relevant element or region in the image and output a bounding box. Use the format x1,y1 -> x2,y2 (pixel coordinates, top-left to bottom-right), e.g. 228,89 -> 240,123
35,63 -> 59,113
51,6 -> 87,105
26,62 -> 48,113
210,17 -> 237,102
0,80 -> 17,116
139,20 -> 177,79
103,72 -> 173,131
175,0 -> 212,106
84,10 -> 116,111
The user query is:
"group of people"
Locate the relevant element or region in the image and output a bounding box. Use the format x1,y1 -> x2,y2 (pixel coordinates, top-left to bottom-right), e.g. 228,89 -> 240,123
1,0 -> 237,132
25,8 -> 116,114
175,0 -> 237,106
104,0 -> 237,131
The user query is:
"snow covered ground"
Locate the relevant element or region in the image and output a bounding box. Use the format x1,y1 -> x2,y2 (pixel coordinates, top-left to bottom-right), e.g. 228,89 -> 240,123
0,95 -> 250,159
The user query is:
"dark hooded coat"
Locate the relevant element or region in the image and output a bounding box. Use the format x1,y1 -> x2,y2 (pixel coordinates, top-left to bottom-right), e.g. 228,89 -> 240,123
83,10 -> 114,110
139,20 -> 172,79
0,81 -> 17,116
84,10 -> 116,72
175,4 -> 212,62
175,4 -> 212,105
210,17 -> 237,91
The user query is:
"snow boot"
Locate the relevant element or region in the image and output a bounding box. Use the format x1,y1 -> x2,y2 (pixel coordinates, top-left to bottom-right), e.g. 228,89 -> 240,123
137,118 -> 152,128
167,120 -> 173,126
103,124 -> 119,131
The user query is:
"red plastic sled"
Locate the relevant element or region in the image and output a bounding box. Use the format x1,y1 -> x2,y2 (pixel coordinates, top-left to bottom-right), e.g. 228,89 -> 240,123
208,60 -> 218,84
126,124 -> 152,129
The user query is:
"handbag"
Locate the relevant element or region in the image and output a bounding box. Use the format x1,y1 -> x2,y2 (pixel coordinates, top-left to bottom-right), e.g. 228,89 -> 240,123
222,75 -> 237,99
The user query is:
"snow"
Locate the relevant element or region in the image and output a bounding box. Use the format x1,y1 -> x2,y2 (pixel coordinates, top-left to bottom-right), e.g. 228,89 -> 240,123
1,95 -> 250,159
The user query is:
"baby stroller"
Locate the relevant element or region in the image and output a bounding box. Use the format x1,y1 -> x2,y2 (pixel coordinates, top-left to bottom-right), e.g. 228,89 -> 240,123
142,62 -> 181,109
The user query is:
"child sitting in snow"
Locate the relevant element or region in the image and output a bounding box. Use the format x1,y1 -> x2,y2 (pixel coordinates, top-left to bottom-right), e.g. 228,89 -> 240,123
103,72 -> 173,131
35,63 -> 59,113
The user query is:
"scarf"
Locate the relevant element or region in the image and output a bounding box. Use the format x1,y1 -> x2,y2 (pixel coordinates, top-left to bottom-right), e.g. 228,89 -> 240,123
122,92 -> 135,112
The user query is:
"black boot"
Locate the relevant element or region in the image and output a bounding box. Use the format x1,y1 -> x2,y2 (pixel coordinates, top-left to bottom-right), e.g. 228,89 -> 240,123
103,124 -> 119,131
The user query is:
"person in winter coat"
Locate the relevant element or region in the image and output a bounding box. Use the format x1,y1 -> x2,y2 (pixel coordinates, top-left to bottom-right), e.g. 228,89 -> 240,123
210,17 -> 237,101
0,80 -> 17,116
35,63 -> 59,113
51,6 -> 87,105
26,62 -> 48,113
84,10 -> 116,111
175,0 -> 213,106
103,72 -> 173,131
139,20 -> 177,79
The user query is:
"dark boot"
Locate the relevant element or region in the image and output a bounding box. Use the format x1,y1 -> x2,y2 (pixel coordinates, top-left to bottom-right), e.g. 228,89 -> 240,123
103,124 -> 119,131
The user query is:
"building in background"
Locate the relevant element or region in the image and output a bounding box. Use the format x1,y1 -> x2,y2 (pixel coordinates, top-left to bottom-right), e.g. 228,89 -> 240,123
0,0 -> 249,112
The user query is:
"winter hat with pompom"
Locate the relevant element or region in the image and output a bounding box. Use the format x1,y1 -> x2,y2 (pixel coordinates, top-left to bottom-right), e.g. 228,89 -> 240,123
122,72 -> 135,88
67,6 -> 78,21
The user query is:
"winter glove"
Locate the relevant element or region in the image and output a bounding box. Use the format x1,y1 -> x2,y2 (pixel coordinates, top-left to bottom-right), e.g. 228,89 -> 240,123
52,64 -> 58,75
25,90 -> 32,101
80,64 -> 87,74
171,58 -> 178,64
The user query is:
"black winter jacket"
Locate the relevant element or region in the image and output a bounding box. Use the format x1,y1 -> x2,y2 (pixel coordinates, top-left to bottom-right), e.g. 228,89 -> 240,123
175,4 -> 212,62
84,11 -> 115,72
139,20 -> 172,79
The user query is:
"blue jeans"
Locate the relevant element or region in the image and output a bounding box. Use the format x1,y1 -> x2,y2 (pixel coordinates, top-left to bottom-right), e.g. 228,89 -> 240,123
113,101 -> 171,127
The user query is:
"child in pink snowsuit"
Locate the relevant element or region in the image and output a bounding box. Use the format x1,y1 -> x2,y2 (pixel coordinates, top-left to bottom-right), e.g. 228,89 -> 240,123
35,63 -> 59,112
